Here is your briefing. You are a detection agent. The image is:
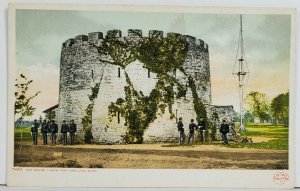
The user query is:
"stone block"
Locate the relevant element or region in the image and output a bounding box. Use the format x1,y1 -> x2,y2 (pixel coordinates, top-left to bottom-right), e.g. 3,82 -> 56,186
128,29 -> 142,38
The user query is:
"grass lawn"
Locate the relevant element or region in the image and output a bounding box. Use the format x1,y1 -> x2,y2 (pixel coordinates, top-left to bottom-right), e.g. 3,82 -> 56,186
225,123 -> 288,150
14,127 -> 32,141
162,123 -> 288,150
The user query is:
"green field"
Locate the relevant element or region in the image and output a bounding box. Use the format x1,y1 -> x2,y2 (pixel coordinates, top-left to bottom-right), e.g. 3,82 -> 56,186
226,123 -> 288,150
162,123 -> 288,150
14,127 -> 32,141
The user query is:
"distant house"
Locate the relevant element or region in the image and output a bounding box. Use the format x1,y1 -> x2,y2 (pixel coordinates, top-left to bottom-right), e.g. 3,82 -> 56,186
43,104 -> 59,122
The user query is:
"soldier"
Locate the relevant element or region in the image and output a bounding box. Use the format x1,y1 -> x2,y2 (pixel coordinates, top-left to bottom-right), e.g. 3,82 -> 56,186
188,119 -> 196,143
49,120 -> 58,146
69,119 -> 77,145
61,120 -> 69,145
177,117 -> 185,144
41,119 -> 49,145
198,118 -> 206,143
31,119 -> 39,145
220,119 -> 230,145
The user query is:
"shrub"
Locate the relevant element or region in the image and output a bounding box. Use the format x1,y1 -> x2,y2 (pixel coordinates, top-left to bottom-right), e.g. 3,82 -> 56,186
55,159 -> 82,168
89,163 -> 104,168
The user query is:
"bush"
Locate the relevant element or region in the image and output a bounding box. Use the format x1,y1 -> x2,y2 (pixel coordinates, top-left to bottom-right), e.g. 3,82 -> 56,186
89,163 -> 104,168
84,129 -> 93,144
55,159 -> 82,168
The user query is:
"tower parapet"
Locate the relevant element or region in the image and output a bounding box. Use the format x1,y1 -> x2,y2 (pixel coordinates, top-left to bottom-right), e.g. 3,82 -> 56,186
149,30 -> 163,38
74,35 -> 88,44
63,38 -> 74,47
128,29 -> 142,38
167,32 -> 182,38
61,30 -> 209,54
88,32 -> 103,44
182,35 -> 196,44
107,29 -> 122,38
196,39 -> 204,47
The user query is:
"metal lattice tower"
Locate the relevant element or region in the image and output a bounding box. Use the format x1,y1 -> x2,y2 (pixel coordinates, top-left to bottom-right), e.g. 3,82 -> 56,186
232,15 -> 249,132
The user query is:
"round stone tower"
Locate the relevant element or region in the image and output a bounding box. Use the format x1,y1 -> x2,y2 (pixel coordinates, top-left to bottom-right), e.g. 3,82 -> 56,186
56,29 -> 231,144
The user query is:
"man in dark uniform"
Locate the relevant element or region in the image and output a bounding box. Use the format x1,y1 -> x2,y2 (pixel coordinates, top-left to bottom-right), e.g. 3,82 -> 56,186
188,119 -> 196,143
220,119 -> 230,145
49,120 -> 58,146
31,119 -> 39,145
177,117 -> 185,144
198,118 -> 206,143
41,119 -> 49,145
61,120 -> 69,145
69,119 -> 77,145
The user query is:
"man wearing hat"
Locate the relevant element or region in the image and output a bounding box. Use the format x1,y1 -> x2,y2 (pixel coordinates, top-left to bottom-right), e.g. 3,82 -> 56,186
49,120 -> 58,146
41,119 -> 49,145
220,119 -> 230,145
61,120 -> 69,145
69,119 -> 77,145
31,119 -> 39,145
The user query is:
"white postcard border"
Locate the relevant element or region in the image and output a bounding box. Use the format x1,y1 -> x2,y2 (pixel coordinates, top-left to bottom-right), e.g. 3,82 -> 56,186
6,3 -> 296,188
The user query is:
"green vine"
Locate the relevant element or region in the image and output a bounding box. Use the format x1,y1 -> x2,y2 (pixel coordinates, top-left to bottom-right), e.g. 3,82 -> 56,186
103,34 -> 189,143
98,33 -> 139,68
81,82 -> 100,143
138,34 -> 188,73
92,33 -> 220,144
188,77 -> 212,140
109,73 -> 160,143
210,111 -> 219,141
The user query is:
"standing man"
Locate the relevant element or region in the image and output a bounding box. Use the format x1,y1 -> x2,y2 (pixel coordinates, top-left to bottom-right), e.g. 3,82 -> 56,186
41,119 -> 49,145
198,118 -> 206,143
31,119 -> 39,145
177,117 -> 185,144
69,119 -> 77,145
61,120 -> 69,145
220,119 -> 230,145
49,120 -> 58,146
188,119 -> 196,143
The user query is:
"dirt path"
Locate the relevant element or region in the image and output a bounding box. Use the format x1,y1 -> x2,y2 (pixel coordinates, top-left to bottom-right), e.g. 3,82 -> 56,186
14,142 -> 288,169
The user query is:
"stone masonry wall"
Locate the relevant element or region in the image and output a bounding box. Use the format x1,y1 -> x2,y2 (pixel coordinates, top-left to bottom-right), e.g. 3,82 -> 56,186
206,105 -> 235,140
58,38 -> 102,134
181,35 -> 211,105
58,29 -> 233,143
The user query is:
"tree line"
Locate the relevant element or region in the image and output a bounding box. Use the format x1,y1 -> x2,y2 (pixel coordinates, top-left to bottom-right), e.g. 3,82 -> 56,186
239,91 -> 289,126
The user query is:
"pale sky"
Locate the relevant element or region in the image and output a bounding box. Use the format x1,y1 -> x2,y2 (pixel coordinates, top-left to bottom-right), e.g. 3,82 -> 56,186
15,10 -> 291,120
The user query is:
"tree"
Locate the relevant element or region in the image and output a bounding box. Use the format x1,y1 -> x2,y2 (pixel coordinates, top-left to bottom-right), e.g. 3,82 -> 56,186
15,74 -> 41,125
243,111 -> 254,123
233,111 -> 240,123
270,92 -> 289,126
244,91 -> 270,123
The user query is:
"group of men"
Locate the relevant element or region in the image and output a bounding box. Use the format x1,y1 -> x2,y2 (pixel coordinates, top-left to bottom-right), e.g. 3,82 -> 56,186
30,119 -> 77,146
177,117 -> 206,144
177,117 -> 230,145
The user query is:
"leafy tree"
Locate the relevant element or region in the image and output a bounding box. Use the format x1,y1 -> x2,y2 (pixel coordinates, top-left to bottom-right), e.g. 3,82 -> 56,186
233,111 -> 240,123
243,111 -> 254,123
15,74 -> 40,125
245,91 -> 270,123
270,92 -> 289,126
